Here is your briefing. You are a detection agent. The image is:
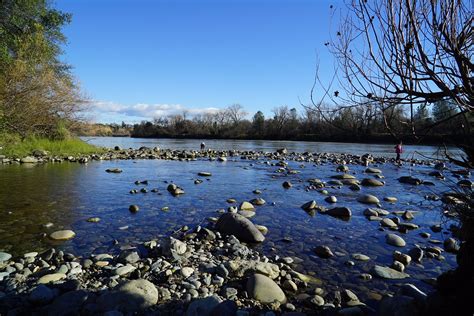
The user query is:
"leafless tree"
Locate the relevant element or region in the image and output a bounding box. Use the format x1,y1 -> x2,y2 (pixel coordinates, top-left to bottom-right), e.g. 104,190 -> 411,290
311,0 -> 473,166
225,104 -> 248,125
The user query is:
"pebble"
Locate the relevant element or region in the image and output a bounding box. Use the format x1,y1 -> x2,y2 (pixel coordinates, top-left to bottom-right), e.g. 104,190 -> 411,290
49,230 -> 76,240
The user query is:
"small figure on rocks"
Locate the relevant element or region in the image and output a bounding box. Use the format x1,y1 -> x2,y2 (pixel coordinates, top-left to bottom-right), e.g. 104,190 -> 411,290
200,142 -> 206,151
394,141 -> 403,165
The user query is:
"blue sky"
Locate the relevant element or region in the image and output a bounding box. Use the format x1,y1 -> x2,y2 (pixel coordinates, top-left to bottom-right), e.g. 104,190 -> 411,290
56,0 -> 338,123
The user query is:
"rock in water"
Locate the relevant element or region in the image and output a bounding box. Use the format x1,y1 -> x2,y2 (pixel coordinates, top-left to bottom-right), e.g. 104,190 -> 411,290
358,194 -> 380,204
365,167 -> 382,174
326,207 -> 352,218
239,201 -> 255,211
49,230 -> 75,240
97,279 -> 158,313
246,273 -> 287,304
361,178 -> 384,187
215,213 -> 265,243
386,233 -> 406,247
105,168 -> 122,173
399,176 -> 422,185
372,265 -> 409,279
20,156 -> 38,163
314,246 -> 334,258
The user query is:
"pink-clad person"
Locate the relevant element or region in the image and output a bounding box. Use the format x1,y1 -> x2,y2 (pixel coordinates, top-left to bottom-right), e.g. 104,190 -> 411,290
394,141 -> 403,164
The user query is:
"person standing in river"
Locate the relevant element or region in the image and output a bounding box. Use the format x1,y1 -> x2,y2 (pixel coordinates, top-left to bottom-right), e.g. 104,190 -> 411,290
395,141 -> 403,164
200,142 -> 206,151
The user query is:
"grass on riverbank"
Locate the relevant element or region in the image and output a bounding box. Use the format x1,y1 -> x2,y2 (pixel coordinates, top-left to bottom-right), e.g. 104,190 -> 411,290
0,133 -> 103,157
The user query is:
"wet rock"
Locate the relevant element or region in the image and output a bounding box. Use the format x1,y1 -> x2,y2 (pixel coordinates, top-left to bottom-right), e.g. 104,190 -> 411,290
282,181 -> 292,188
408,247 -> 424,263
314,245 -> 334,258
361,178 -> 384,187
325,196 -> 337,203
129,205 -> 139,213
238,210 -> 255,218
250,198 -> 266,206
301,200 -> 318,211
215,213 -> 264,243
311,295 -> 325,306
399,176 -> 422,185
246,273 -> 287,304
365,167 -> 382,174
391,261 -> 405,272
357,194 -> 380,204
386,233 -> 406,247
352,253 -> 370,261
372,265 -> 409,279
239,201 -> 255,211
105,168 -> 122,173
381,218 -> 398,228
115,264 -> 136,276
443,238 -> 459,253
393,251 -> 411,266
326,207 -> 352,218
97,279 -> 158,313
384,197 -> 397,203
198,172 -> 212,177
86,217 -> 101,223
402,211 -> 414,220
49,230 -> 76,240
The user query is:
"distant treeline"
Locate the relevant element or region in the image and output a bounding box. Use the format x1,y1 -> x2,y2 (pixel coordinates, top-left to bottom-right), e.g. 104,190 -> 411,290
129,103 -> 472,145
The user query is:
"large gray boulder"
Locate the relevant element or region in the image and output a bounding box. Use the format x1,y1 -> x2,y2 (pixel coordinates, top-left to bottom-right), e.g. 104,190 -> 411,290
97,279 -> 158,313
246,273 -> 286,304
185,295 -> 222,316
215,213 -> 265,243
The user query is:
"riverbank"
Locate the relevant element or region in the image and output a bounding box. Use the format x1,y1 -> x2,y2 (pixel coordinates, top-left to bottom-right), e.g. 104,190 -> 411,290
0,135 -> 102,158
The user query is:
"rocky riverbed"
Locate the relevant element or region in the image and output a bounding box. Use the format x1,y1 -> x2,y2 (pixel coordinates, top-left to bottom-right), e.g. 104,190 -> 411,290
0,147 -> 471,315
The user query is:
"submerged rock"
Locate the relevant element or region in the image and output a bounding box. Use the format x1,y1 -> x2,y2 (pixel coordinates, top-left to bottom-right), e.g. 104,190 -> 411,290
49,230 -> 75,241
326,207 -> 352,218
386,233 -> 406,247
372,265 -> 409,279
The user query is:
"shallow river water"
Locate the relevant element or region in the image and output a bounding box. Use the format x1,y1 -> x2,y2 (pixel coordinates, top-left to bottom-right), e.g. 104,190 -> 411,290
0,138 -> 464,307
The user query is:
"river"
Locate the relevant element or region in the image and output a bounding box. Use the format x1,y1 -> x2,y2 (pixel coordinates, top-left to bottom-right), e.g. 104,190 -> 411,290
0,137 -> 464,307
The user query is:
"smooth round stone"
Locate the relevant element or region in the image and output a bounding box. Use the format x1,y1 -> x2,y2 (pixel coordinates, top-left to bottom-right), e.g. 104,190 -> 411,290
358,194 -> 380,204
255,225 -> 268,235
352,253 -> 370,261
97,279 -> 158,312
246,273 -> 287,304
384,197 -> 398,203
38,273 -> 66,284
239,201 -> 255,211
238,210 -> 256,218
129,205 -> 139,213
314,245 -> 334,258
372,265 -> 409,279
311,295 -> 325,306
301,200 -> 318,211
386,233 -> 406,247
0,252 -> 12,262
227,198 -> 237,203
49,230 -> 76,241
250,198 -> 266,206
325,196 -> 337,203
381,218 -> 398,228
365,167 -> 382,174
198,172 -> 212,176
361,178 -> 384,187
181,267 -> 194,278
86,217 -> 101,223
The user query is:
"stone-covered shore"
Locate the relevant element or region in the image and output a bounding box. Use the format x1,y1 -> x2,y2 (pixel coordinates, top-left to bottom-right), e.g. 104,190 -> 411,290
0,146 -> 471,315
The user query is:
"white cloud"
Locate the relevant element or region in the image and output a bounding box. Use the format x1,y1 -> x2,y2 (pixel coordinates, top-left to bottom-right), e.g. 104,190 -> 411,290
88,101 -> 221,123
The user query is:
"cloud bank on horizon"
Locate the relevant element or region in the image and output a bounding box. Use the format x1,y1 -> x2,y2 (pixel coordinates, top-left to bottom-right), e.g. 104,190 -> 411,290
87,101 -> 221,123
